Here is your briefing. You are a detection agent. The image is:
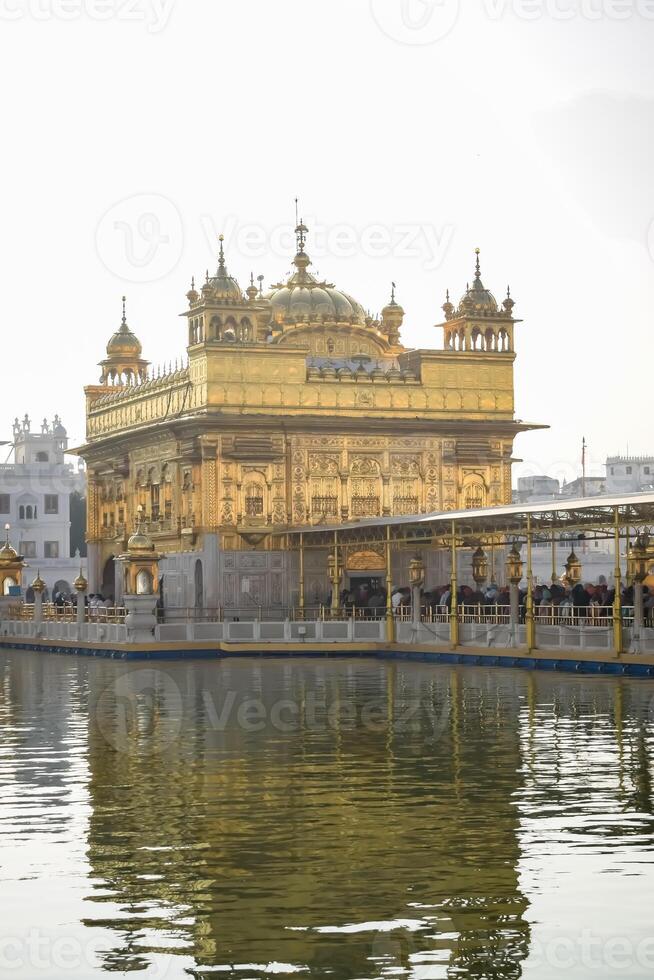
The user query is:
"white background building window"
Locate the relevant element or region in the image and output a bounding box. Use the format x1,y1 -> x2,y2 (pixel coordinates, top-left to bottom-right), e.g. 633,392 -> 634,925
44,494 -> 59,514
44,541 -> 59,558
22,541 -> 37,558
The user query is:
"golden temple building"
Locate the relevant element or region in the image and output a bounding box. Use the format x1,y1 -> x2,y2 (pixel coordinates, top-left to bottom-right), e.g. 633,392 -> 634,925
78,220 -> 540,608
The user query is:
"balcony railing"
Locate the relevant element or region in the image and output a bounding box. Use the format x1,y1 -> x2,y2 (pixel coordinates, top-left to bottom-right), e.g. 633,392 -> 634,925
352,495 -> 380,517
245,497 -> 264,517
311,496 -> 339,517
393,496 -> 420,515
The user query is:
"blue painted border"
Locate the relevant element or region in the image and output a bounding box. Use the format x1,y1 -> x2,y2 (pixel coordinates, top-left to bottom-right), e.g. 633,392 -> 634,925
2,639 -> 654,678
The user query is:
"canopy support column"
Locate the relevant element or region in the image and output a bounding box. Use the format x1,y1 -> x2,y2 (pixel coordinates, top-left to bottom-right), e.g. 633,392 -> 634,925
526,515 -> 536,651
385,525 -> 395,643
298,532 -> 305,619
613,507 -> 623,656
450,521 -> 459,648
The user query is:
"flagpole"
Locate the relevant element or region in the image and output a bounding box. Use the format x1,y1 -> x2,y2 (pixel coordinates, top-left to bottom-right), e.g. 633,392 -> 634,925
581,436 -> 586,498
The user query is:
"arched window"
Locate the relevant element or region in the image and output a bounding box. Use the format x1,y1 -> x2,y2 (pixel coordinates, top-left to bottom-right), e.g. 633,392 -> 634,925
19,506 -> 25,520
210,316 -> 222,341
462,476 -> 487,510
244,477 -> 266,520
350,458 -> 382,517
25,505 -> 33,520
36,451 -> 48,462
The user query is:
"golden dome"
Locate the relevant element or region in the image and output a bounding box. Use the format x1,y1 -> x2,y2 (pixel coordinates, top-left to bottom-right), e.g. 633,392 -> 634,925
106,296 -> 142,356
31,570 -> 46,593
0,528 -> 19,566
127,521 -> 155,555
203,236 -> 244,304
73,568 -> 88,592
265,224 -> 367,328
458,251 -> 498,316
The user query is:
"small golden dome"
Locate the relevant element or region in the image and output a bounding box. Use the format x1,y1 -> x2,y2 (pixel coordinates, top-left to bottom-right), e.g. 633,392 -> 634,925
458,250 -> 498,315
106,296 -> 143,356
204,236 -> 244,303
127,515 -> 155,555
73,568 -> 88,592
31,570 -> 46,593
0,527 -> 19,566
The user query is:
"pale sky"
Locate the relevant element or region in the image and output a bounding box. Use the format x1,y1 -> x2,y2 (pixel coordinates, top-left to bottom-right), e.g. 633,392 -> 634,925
1,0 -> 653,486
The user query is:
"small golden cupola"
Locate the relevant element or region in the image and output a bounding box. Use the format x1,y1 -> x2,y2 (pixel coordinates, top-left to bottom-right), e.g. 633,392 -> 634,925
439,248 -> 520,353
100,297 -> 149,386
380,282 -> 404,349
0,524 -> 25,596
185,236 -> 267,345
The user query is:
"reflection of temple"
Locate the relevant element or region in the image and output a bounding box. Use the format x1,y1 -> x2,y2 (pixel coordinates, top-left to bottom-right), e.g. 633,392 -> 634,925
83,661 -> 533,976
77,222 -> 539,607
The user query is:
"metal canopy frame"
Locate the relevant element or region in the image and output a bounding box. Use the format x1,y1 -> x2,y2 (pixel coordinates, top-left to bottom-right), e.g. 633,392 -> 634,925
276,493 -> 654,549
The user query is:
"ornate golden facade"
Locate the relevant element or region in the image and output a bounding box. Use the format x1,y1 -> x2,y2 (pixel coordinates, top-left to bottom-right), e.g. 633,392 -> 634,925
78,222 -> 538,604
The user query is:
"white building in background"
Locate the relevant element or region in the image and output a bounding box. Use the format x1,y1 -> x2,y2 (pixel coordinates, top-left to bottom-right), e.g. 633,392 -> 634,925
606,457 -> 654,494
514,475 -> 560,504
0,415 -> 86,598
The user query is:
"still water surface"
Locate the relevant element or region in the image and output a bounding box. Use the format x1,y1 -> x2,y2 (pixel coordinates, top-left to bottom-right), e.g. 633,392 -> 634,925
1,651 -> 654,979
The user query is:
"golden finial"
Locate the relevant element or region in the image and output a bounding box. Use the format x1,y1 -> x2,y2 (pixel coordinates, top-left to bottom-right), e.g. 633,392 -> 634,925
474,248 -> 481,280
390,281 -> 396,304
121,295 -> 127,327
257,274 -> 264,298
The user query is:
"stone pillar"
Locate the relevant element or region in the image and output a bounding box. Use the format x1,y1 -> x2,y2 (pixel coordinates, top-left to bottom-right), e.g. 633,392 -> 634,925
86,541 -> 101,594
74,569 -> 88,628
409,554 -> 425,631
33,590 -> 43,628
123,594 -> 158,643
203,532 -> 220,609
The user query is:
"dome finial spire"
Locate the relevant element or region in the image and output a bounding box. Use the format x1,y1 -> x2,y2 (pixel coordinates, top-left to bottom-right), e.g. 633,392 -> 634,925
121,295 -> 127,328
218,234 -> 226,273
390,281 -> 396,304
474,248 -> 481,281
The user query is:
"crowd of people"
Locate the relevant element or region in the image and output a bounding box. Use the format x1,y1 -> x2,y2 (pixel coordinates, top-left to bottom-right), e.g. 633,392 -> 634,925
47,592 -> 116,617
328,578 -> 654,625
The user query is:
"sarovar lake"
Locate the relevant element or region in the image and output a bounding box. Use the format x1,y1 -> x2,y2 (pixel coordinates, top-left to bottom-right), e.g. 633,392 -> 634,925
1,650 -> 654,979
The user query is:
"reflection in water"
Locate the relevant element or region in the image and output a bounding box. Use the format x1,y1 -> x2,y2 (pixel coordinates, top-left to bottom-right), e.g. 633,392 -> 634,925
1,653 -> 653,979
